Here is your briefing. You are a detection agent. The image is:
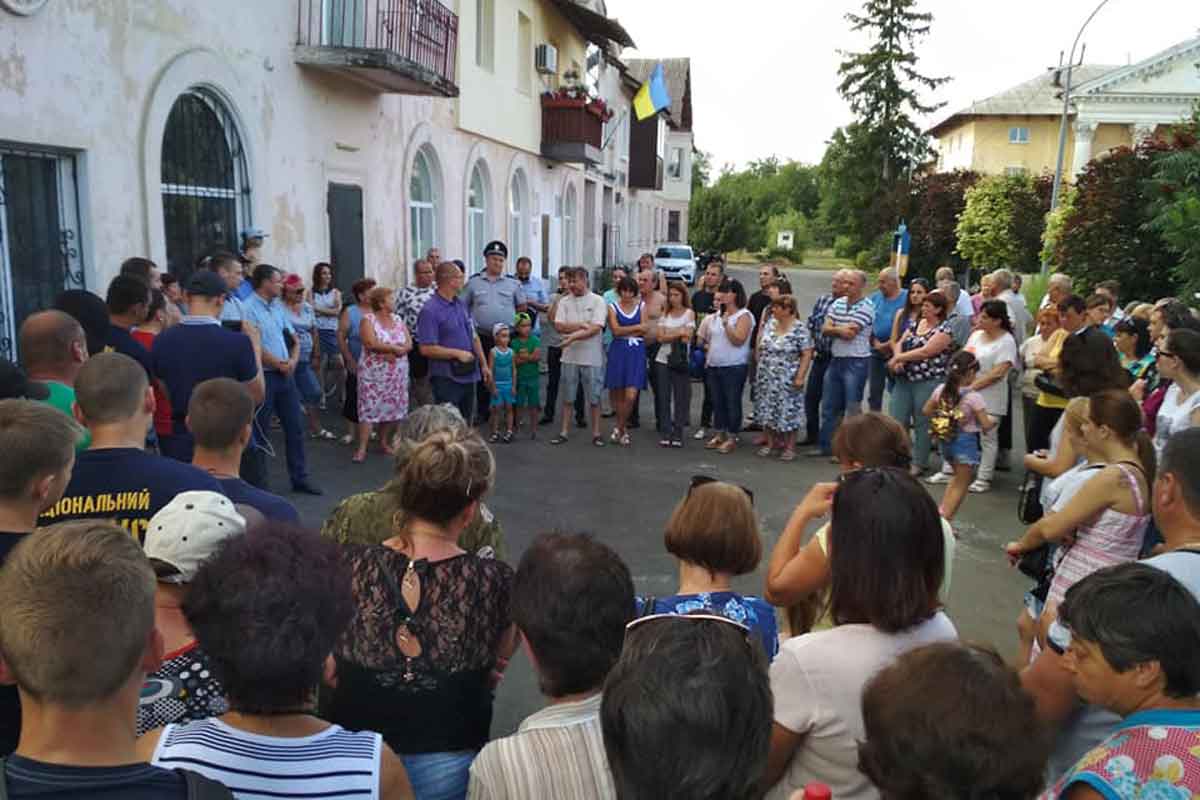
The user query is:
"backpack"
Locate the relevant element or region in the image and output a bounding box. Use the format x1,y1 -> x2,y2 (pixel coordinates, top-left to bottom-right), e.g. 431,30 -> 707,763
928,397 -> 964,443
0,759 -> 234,800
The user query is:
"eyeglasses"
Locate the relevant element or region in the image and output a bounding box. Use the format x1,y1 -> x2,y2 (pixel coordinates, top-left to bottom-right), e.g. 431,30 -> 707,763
689,474 -> 754,505
1158,350 -> 1177,360
625,612 -> 751,636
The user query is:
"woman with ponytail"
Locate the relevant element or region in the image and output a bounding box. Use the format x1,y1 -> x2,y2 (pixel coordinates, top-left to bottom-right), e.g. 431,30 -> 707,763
326,428 -> 518,800
1004,389 -> 1153,648
922,350 -> 994,520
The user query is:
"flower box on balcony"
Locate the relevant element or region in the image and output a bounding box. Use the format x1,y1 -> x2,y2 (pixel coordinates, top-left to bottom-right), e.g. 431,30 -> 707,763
541,94 -> 606,165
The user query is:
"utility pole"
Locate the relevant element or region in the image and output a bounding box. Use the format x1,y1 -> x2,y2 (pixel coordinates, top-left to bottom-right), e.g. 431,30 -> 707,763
1043,0 -> 1112,274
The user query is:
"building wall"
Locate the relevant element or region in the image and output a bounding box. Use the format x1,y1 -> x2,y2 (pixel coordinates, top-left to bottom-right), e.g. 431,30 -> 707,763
1092,122 -> 1133,157
0,0 -> 592,308
456,0 -> 587,154
965,117 -> 1073,176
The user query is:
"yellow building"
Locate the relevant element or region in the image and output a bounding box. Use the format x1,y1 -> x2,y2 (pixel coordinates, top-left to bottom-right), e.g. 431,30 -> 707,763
929,36 -> 1200,177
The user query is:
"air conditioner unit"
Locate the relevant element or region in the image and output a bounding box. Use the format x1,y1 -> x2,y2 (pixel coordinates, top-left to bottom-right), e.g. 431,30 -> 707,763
535,44 -> 558,75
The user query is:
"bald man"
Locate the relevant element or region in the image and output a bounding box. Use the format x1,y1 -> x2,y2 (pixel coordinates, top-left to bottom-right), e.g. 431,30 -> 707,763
19,310 -> 91,450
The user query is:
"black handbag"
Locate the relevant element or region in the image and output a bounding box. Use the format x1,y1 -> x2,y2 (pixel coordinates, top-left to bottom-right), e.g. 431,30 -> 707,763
1034,372 -> 1066,399
1017,470 -> 1044,525
667,340 -> 689,373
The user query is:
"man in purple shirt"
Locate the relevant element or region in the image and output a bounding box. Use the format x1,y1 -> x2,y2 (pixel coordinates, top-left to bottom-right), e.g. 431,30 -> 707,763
417,261 -> 491,422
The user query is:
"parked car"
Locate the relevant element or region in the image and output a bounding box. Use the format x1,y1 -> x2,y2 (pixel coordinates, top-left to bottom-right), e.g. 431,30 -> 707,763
654,244 -> 696,286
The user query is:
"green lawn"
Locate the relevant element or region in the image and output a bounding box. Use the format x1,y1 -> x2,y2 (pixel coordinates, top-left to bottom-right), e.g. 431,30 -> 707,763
726,248 -> 854,271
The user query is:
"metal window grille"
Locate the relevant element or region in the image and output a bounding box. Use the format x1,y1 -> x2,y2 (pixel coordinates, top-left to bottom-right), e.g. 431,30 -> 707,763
0,143 -> 86,362
160,89 -> 250,283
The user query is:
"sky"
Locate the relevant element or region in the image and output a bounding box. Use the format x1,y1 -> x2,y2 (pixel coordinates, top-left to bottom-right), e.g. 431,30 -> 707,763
604,0 -> 1199,171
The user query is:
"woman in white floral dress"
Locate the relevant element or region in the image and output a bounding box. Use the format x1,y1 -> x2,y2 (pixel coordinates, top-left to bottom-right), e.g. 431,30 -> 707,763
754,295 -> 814,461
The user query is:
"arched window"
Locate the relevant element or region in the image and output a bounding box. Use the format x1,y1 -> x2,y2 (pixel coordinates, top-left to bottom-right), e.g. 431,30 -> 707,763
161,88 -> 249,281
563,183 -> 577,266
409,148 -> 438,266
508,170 -> 528,263
467,162 -> 490,275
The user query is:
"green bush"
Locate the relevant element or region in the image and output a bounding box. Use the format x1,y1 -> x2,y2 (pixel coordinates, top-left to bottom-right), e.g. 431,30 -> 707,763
834,235 -> 859,259
1022,272 -> 1050,319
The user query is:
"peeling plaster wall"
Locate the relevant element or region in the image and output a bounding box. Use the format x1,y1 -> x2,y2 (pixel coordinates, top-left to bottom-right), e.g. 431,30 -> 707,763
0,0 -> 596,295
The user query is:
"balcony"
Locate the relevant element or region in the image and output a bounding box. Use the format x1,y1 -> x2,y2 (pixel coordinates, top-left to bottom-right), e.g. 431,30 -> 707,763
295,0 -> 458,97
541,95 -> 606,166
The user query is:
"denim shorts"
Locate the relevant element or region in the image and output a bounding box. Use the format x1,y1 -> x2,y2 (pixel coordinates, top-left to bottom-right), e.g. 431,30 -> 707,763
400,751 -> 474,800
942,430 -> 980,466
293,360 -> 322,406
560,363 -> 603,406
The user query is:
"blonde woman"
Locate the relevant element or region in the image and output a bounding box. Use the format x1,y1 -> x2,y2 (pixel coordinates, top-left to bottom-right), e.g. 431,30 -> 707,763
356,286 -> 411,462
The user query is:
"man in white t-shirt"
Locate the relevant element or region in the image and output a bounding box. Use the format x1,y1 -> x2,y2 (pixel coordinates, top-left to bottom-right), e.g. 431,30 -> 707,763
550,268 -> 608,446
1021,427 -> 1200,781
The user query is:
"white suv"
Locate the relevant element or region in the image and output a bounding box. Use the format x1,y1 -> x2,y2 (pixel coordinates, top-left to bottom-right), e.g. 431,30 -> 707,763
653,244 -> 696,286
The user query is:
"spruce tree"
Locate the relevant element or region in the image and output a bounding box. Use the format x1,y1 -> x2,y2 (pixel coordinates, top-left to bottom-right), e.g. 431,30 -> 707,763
837,0 -> 949,182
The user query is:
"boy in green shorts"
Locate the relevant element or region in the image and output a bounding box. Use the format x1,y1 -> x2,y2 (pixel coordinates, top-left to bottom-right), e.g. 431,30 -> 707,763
512,313 -> 542,439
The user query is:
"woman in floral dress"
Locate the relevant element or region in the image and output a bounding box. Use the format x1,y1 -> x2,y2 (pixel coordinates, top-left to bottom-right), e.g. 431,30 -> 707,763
753,295 -> 813,461
356,286 -> 411,462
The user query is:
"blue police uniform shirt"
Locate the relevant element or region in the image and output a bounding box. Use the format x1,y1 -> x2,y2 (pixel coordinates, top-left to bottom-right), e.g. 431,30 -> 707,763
234,277 -> 254,301
242,293 -> 294,363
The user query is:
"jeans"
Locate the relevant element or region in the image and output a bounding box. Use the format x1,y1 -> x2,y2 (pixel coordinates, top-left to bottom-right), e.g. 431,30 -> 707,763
254,371 -> 309,487
544,346 -> 584,424
293,359 -> 322,405
399,751 -> 474,800
432,376 -> 478,423
707,363 -> 749,435
654,362 -> 691,439
890,376 -> 939,469
818,357 -> 869,453
699,366 -> 713,428
804,355 -> 830,443
867,351 -> 893,412
1022,395 -> 1038,453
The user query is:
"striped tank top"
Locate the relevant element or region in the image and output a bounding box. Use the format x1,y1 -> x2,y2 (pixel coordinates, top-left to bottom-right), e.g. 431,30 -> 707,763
152,717 -> 382,799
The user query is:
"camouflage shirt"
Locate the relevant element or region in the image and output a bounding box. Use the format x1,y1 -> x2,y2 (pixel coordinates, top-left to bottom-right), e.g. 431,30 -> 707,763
320,488 -> 507,562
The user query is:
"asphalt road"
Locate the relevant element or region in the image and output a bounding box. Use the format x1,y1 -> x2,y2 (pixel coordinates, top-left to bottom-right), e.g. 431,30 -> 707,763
267,265 -> 1029,737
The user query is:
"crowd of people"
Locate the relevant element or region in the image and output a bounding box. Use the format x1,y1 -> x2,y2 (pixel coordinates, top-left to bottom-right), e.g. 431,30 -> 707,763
1,223 -> 1200,799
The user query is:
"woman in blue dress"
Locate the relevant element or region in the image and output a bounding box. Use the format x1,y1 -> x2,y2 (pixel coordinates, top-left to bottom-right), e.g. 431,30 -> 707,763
605,276 -> 648,447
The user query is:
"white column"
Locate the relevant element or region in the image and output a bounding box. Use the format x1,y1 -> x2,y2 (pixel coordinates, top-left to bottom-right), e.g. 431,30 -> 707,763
1071,121 -> 1097,176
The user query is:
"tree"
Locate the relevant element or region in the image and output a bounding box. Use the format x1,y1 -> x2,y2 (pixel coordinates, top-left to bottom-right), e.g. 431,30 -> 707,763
1049,138 -> 1183,301
815,124 -> 889,250
837,0 -> 949,183
691,148 -> 711,195
1145,109 -> 1200,298
689,181 -> 755,253
907,169 -> 980,277
955,175 -> 1045,272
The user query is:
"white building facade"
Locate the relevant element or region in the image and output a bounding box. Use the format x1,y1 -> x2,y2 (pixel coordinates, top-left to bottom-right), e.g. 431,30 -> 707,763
0,0 -> 688,362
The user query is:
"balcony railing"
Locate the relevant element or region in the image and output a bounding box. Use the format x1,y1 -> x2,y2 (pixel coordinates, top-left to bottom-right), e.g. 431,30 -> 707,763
295,0 -> 458,96
541,95 -> 606,165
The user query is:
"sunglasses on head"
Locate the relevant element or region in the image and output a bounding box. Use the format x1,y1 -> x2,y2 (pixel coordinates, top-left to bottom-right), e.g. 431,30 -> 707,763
625,612 -> 751,637
688,475 -> 754,505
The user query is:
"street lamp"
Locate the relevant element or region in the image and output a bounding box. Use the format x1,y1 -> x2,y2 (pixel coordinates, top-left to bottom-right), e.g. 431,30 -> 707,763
1043,0 -> 1112,274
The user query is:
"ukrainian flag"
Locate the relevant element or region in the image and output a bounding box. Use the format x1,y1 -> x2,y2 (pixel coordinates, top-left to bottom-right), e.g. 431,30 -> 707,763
633,63 -> 671,121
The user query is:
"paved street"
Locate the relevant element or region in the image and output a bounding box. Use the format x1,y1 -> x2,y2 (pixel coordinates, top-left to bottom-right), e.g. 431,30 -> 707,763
267,266 -> 1028,737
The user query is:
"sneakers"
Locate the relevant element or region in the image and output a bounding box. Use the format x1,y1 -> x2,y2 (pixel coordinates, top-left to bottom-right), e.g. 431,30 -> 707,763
925,471 -> 952,485
968,479 -> 992,493
693,427 -> 707,440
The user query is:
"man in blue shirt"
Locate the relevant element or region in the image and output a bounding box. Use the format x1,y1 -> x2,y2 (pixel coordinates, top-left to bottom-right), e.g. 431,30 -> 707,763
462,240 -> 526,421
867,267 -> 907,412
418,261 -> 490,423
241,264 -> 322,495
803,270 -> 846,446
515,256 -> 549,336
152,271 -> 263,465
188,377 -> 300,523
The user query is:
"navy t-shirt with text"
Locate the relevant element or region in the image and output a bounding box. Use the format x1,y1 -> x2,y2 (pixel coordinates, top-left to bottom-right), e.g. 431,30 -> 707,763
39,448 -> 222,542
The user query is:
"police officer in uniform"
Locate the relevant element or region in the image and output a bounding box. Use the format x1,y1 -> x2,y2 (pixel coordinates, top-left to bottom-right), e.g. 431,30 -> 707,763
462,241 -> 527,421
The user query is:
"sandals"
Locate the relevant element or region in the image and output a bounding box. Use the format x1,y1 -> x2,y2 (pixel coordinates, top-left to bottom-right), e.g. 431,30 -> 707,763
502,430 -> 514,444
610,428 -> 621,443
780,448 -> 797,462
659,438 -> 672,447
717,438 -> 737,455
351,451 -> 366,463
489,432 -> 501,443
704,434 -> 724,450
670,439 -> 684,448
620,433 -> 632,447
756,446 -> 775,457
311,428 -> 337,441
550,434 -> 569,445
593,435 -> 606,447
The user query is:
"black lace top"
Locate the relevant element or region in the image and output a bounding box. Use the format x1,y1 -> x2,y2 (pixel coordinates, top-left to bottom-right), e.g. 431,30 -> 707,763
324,545 -> 514,754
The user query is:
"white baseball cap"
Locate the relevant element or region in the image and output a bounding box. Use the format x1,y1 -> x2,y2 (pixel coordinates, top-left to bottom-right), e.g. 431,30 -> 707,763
144,491 -> 246,584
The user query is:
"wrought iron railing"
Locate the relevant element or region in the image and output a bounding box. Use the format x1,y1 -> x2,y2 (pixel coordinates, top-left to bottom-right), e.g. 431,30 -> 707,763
297,0 -> 458,87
